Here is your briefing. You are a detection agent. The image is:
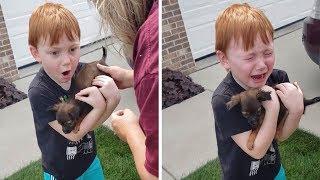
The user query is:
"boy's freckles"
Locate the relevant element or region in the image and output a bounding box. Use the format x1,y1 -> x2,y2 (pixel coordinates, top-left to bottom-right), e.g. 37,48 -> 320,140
226,36 -> 275,89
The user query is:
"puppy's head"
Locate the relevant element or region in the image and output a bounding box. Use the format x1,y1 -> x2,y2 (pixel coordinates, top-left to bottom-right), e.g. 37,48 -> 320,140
226,89 -> 271,127
52,101 -> 80,134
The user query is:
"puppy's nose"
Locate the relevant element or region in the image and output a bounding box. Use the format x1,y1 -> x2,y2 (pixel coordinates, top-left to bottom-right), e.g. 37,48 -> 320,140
62,127 -> 72,134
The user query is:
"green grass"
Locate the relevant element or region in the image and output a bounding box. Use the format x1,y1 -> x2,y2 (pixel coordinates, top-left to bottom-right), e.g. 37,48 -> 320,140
183,129 -> 320,180
5,126 -> 138,180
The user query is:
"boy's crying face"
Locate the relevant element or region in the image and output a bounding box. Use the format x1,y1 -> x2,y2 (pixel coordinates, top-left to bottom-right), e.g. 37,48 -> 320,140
30,33 -> 80,87
221,35 -> 275,89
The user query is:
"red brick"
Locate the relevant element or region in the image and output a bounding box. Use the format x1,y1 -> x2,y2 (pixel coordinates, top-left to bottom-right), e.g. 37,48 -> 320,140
179,32 -> 187,38
164,34 -> 179,43
164,3 -> 179,12
171,27 -> 185,35
162,49 -> 168,56
168,16 -> 182,24
176,21 -> 184,27
173,9 -> 181,16
168,44 -> 182,53
0,45 -> 10,51
162,12 -> 173,19
2,39 -> 9,45
163,0 -> 170,6
175,37 -> 188,45
0,27 -> 7,34
163,31 -> 171,38
5,50 -> 13,56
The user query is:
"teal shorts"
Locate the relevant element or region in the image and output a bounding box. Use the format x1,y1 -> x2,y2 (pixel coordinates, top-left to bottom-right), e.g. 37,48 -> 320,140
274,164 -> 286,180
43,156 -> 104,180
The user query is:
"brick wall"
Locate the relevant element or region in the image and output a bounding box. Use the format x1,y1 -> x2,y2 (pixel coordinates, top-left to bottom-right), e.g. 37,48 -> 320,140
162,0 -> 196,75
0,4 -> 19,82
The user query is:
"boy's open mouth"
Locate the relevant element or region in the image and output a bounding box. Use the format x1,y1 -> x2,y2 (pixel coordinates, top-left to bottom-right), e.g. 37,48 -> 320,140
62,70 -> 71,76
251,73 -> 266,80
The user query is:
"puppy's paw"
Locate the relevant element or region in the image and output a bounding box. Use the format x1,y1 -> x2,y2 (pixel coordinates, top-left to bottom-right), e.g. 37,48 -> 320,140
247,141 -> 254,150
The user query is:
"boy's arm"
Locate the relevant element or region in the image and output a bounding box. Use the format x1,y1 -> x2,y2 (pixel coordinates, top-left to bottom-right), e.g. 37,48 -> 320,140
49,107 -> 105,142
91,75 -> 121,130
232,85 -> 280,159
232,106 -> 279,159
49,86 -> 106,141
276,112 -> 302,141
275,82 -> 304,141
92,93 -> 120,130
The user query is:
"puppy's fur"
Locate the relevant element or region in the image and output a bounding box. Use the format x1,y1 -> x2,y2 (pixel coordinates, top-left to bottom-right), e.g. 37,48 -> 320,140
52,47 -> 109,134
226,87 -> 320,150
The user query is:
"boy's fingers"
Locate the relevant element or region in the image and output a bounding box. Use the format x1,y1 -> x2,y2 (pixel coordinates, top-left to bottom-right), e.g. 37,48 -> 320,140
275,84 -> 286,92
276,90 -> 285,100
92,79 -> 104,87
293,81 -> 302,93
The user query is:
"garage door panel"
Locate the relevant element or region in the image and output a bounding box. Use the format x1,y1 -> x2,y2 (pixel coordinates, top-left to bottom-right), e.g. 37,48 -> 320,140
188,23 -> 215,58
179,0 -> 314,59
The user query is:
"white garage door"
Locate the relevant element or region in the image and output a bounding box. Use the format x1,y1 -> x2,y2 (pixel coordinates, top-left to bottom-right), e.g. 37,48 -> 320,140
1,0 -> 108,68
178,0 -> 315,59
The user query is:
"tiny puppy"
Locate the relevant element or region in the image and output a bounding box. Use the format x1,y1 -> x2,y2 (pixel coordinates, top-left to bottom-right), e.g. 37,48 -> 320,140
226,86 -> 320,150
52,47 -> 109,134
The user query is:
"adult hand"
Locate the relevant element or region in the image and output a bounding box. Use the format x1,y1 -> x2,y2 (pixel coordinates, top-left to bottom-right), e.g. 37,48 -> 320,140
275,82 -> 304,115
75,86 -> 106,110
92,75 -> 120,102
111,109 -> 141,142
97,64 -> 134,89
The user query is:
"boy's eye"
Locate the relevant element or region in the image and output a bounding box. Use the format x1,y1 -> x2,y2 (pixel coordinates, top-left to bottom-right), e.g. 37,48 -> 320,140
245,56 -> 254,61
50,51 -> 59,56
264,51 -> 273,56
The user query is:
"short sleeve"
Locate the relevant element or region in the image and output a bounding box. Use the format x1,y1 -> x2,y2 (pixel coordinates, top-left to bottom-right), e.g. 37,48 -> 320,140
28,87 -> 56,129
212,95 -> 251,138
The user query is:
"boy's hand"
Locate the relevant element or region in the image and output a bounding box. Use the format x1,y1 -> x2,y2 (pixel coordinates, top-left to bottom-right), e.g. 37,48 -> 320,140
75,86 -> 106,110
111,109 -> 141,142
92,75 -> 120,102
275,82 -> 304,115
260,85 -> 280,113
97,64 -> 134,89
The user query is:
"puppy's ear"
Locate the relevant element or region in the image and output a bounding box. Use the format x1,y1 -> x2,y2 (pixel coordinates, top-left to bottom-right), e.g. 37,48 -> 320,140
257,90 -> 272,102
226,95 -> 241,110
99,46 -> 107,65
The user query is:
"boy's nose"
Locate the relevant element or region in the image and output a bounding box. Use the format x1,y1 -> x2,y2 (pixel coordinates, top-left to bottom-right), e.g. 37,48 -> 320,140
61,54 -> 72,66
256,58 -> 267,70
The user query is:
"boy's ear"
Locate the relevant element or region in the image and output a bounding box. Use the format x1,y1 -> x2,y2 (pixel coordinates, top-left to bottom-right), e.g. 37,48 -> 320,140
29,45 -> 42,63
216,50 -> 230,70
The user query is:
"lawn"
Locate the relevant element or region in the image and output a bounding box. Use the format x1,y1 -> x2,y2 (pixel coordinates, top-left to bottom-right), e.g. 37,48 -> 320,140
183,129 -> 320,180
5,126 -> 138,180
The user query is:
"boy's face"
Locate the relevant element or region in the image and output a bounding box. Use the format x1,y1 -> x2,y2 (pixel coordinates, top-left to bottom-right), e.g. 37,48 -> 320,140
30,33 -> 80,87
220,35 -> 275,89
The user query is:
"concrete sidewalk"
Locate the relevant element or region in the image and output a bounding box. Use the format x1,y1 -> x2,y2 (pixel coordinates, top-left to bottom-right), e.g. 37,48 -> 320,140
0,41 -> 139,178
163,28 -> 320,179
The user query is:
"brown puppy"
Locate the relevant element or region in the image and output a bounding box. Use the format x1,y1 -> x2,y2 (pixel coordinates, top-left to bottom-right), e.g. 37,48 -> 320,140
52,47 -> 110,134
226,87 -> 320,150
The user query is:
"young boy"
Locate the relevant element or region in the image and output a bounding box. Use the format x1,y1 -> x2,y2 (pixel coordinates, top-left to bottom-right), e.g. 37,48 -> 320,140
28,3 -> 120,179
211,3 -> 304,179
